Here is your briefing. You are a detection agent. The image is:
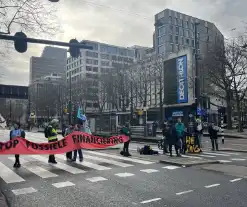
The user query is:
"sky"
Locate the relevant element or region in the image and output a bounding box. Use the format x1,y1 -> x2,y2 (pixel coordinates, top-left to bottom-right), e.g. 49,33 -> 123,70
0,0 -> 246,86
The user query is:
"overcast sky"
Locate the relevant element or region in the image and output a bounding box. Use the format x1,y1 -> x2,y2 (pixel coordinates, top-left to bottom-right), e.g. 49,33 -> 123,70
0,0 -> 246,86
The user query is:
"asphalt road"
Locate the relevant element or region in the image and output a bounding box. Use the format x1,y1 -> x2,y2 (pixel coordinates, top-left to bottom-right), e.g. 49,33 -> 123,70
1,130 -> 247,207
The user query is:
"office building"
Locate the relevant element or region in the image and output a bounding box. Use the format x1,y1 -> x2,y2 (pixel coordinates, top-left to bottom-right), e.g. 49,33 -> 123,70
29,47 -> 67,84
66,40 -> 135,112
154,9 -> 224,95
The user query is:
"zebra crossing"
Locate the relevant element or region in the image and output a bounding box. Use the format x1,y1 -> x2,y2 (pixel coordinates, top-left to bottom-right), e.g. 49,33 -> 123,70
0,150 -> 156,185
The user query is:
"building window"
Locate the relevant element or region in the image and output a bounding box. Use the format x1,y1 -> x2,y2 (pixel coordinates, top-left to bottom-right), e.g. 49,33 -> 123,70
175,18 -> 178,25
86,66 -> 92,71
191,23 -> 194,30
169,25 -> 173,33
185,30 -> 189,37
181,19 -> 184,27
186,38 -> 190,45
101,61 -> 110,66
191,40 -> 195,47
197,32 -> 200,39
100,54 -> 110,60
93,60 -> 98,65
93,67 -> 98,72
158,36 -> 165,45
206,27 -> 209,34
186,21 -> 189,28
175,27 -> 179,35
86,51 -> 98,58
175,45 -> 179,52
207,36 -> 210,42
170,44 -> 174,52
169,34 -> 173,42
169,16 -> 172,23
181,37 -> 184,45
158,26 -> 166,36
191,31 -> 194,38
175,36 -> 178,44
158,45 -> 165,54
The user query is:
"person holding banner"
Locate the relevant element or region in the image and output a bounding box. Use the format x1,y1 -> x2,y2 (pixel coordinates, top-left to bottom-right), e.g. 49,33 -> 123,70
46,119 -> 59,164
64,124 -> 74,161
10,122 -> 25,168
72,121 -> 84,162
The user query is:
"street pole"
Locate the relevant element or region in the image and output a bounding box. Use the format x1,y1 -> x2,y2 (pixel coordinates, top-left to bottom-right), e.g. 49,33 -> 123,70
69,72 -> 72,125
9,99 -> 12,123
194,22 -> 200,117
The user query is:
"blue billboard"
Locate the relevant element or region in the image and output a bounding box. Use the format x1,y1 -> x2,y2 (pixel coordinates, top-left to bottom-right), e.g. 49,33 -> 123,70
176,55 -> 188,103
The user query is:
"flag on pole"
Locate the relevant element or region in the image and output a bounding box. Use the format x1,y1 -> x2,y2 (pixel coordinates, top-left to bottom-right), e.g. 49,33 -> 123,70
77,106 -> 86,121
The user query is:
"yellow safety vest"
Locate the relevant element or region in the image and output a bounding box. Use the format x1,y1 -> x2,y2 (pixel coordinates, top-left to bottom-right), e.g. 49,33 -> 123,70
48,128 -> 57,141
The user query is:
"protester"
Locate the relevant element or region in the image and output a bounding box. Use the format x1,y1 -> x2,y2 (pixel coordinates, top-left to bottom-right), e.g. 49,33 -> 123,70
208,122 -> 219,151
45,119 -> 59,164
120,122 -> 131,157
175,117 -> 185,153
72,120 -> 84,162
161,123 -> 169,154
194,118 -> 203,150
64,124 -> 74,161
167,121 -> 181,157
10,122 -> 25,168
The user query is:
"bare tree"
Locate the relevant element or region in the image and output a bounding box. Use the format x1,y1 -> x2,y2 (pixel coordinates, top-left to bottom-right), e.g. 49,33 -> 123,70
205,36 -> 247,131
0,0 -> 60,35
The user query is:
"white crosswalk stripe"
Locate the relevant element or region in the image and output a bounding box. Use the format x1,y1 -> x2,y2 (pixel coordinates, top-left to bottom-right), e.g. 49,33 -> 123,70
0,162 -> 25,184
8,157 -> 58,178
85,151 -> 155,164
31,155 -> 87,174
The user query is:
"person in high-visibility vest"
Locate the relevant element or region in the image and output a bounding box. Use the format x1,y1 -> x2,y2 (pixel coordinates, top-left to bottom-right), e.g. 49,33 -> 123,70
46,119 -> 59,164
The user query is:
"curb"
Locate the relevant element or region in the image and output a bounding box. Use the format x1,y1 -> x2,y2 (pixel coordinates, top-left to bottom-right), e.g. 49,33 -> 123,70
0,191 -> 8,207
220,149 -> 247,153
159,159 -> 220,167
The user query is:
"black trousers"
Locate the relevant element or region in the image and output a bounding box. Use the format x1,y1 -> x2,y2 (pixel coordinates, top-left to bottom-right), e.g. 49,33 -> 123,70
15,154 -> 20,164
211,139 -> 218,150
169,144 -> 179,155
123,140 -> 130,153
48,139 -> 57,162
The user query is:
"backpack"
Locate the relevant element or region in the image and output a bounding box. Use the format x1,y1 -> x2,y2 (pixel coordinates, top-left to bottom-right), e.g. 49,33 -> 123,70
44,126 -> 49,138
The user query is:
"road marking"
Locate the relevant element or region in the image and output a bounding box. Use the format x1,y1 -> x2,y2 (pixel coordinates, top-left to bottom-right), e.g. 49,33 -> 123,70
198,154 -> 215,158
205,183 -> 220,188
32,155 -> 87,174
231,158 -> 246,161
85,151 -> 154,164
218,160 -> 232,163
115,172 -> 134,177
12,187 -> 37,195
176,190 -> 194,195
83,154 -> 133,167
162,166 -> 181,170
86,176 -> 108,182
8,157 -> 58,178
52,181 -> 75,188
140,198 -> 161,204
203,152 -> 230,157
230,178 -> 242,182
0,161 -> 25,184
182,154 -> 202,159
140,169 -> 159,173
216,151 -> 239,155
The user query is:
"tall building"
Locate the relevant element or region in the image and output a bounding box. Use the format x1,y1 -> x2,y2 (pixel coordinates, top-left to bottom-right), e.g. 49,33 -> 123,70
66,40 -> 135,112
29,47 -> 67,84
29,73 -> 65,122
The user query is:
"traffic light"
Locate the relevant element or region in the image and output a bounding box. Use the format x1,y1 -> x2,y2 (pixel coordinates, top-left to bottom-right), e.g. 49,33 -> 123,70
14,32 -> 27,53
69,39 -> 80,58
48,0 -> 59,2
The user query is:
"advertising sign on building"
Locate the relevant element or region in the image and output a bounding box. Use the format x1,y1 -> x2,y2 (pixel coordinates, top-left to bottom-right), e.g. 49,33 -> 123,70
176,55 -> 188,103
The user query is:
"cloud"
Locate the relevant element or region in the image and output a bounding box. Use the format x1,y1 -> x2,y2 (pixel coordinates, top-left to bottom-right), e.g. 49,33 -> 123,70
1,0 -> 247,86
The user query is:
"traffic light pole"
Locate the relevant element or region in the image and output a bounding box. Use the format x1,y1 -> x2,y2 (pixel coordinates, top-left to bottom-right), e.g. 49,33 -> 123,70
69,72 -> 72,125
0,34 -> 93,50
194,23 -> 200,117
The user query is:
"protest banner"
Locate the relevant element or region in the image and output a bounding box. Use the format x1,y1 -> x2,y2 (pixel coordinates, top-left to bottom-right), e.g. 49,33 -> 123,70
185,135 -> 201,153
0,132 -> 129,155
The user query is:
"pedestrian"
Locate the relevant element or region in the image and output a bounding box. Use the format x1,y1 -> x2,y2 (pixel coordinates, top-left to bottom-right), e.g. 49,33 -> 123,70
167,121 -> 181,157
175,117 -> 185,153
46,119 -> 59,164
120,122 -> 131,157
64,124 -> 74,161
72,121 -> 84,162
10,122 -> 25,168
152,121 -> 158,137
194,118 -> 203,150
208,123 -> 219,151
162,123 -> 169,154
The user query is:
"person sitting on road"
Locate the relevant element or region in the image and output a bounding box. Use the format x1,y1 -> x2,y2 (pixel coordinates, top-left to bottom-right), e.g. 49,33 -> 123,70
10,122 -> 25,168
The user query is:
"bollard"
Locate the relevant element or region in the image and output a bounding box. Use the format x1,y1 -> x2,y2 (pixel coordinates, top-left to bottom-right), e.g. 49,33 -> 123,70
221,130 -> 224,144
